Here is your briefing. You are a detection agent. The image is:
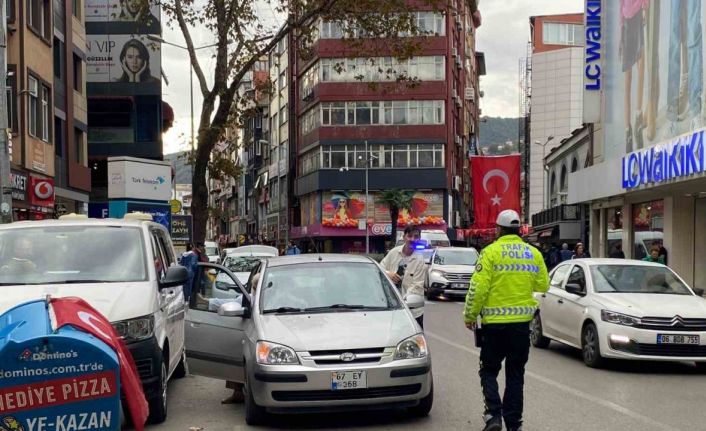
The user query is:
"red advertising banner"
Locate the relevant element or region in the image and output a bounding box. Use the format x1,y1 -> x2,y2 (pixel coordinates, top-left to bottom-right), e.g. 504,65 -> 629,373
29,177 -> 55,208
471,155 -> 521,228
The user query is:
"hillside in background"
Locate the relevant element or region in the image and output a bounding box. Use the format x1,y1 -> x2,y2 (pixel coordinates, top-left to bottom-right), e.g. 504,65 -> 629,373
479,117 -> 520,155
164,151 -> 192,184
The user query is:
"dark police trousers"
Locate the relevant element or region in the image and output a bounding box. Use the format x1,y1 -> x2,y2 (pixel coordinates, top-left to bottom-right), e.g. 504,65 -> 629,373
478,322 -> 531,429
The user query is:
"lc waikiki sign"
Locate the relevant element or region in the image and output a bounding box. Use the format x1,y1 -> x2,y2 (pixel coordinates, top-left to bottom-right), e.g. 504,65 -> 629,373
622,129 -> 706,189
583,0 -> 602,124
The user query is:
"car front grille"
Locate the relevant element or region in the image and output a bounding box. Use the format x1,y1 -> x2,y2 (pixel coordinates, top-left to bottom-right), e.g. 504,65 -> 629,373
629,343 -> 706,357
306,348 -> 386,366
134,358 -> 153,379
272,384 -> 422,402
444,273 -> 471,283
637,316 -> 706,332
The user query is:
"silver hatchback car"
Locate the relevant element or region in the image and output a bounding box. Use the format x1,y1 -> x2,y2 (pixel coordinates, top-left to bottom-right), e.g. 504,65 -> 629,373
184,254 -> 433,425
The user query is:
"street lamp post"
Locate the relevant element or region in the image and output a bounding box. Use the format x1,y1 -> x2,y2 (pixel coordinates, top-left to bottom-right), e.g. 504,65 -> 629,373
533,136 -> 554,210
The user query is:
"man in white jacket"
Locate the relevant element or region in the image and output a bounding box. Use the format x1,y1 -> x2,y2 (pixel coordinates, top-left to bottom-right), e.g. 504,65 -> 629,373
380,225 -> 427,328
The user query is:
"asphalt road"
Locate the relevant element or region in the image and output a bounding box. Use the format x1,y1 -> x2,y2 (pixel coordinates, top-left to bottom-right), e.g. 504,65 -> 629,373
150,301 -> 706,431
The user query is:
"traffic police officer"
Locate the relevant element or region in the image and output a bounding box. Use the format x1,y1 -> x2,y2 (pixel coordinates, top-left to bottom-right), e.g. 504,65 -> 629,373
463,210 -> 549,431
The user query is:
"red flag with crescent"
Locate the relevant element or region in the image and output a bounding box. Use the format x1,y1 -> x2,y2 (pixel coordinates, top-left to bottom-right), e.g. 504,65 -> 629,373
471,155 -> 521,229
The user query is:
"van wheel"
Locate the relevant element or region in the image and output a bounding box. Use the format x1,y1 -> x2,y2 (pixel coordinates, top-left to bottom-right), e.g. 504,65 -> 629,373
244,371 -> 267,425
148,358 -> 168,424
173,350 -> 187,379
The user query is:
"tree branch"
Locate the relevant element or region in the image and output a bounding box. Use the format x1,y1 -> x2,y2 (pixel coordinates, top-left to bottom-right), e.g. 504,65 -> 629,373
173,0 -> 211,97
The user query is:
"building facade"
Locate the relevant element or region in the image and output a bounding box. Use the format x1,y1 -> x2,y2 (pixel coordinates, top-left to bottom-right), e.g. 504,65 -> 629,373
290,0 -> 484,253
527,13 -> 584,220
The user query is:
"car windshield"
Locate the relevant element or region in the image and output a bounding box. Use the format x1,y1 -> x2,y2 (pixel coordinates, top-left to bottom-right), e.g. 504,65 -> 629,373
590,265 -> 692,295
434,249 -> 479,266
224,256 -> 261,273
0,226 -> 147,285
260,262 -> 401,313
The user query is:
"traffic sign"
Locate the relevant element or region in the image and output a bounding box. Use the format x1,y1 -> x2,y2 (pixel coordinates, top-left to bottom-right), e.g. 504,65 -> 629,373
170,199 -> 182,214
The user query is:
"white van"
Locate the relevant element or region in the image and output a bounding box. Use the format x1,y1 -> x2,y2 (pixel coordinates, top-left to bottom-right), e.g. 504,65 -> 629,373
607,229 -> 663,260
396,229 -> 451,247
0,216 -> 188,423
204,241 -> 220,263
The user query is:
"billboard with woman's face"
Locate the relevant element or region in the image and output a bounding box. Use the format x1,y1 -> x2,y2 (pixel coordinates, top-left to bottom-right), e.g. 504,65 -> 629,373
86,0 -> 160,32
602,1 -> 706,160
87,35 -> 161,83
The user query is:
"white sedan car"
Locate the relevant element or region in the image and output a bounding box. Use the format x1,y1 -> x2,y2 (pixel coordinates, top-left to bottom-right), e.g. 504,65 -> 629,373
531,259 -> 706,368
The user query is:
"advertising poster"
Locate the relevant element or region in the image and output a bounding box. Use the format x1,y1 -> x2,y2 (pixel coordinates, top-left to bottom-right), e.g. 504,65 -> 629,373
127,202 -> 171,231
603,2 -> 706,160
86,0 -> 160,33
322,192 -> 369,228
373,191 -> 445,226
87,34 -> 161,84
171,215 -> 193,245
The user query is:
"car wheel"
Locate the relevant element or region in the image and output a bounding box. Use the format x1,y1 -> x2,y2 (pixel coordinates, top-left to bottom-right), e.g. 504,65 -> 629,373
425,288 -> 436,300
582,323 -> 606,368
409,381 -> 433,417
172,350 -> 187,379
147,357 -> 168,424
530,313 -> 551,349
244,370 -> 267,425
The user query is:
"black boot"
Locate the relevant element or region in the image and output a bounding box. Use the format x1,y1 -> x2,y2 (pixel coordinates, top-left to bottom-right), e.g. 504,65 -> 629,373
482,415 -> 503,431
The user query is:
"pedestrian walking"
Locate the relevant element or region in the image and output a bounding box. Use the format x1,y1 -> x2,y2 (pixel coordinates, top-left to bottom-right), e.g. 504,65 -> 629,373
572,242 -> 591,259
559,243 -> 573,262
380,225 -> 427,328
285,240 -> 301,255
463,210 -> 549,431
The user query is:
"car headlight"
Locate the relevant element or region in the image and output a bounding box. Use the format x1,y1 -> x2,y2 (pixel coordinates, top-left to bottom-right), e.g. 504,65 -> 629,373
394,334 -> 428,360
601,310 -> 640,326
112,315 -> 154,343
256,341 -> 299,365
430,270 -> 447,279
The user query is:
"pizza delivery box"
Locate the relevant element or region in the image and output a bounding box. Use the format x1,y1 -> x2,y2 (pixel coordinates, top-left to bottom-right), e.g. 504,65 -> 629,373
0,299 -> 122,431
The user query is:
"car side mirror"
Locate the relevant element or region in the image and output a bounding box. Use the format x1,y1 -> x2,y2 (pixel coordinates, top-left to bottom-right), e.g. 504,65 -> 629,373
160,266 -> 189,289
218,301 -> 246,317
405,294 -> 425,310
565,283 -> 586,296
693,287 -> 704,297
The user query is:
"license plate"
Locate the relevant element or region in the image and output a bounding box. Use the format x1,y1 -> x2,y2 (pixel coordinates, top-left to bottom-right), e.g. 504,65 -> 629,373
452,283 -> 467,289
331,370 -> 367,390
657,334 -> 700,345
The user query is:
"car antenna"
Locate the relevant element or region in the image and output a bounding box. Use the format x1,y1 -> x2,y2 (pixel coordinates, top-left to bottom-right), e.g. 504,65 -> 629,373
308,236 -> 322,261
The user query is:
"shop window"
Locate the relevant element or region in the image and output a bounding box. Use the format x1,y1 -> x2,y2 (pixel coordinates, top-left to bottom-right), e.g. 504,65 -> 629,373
571,157 -> 578,173
632,200 -> 664,260
606,207 -> 623,257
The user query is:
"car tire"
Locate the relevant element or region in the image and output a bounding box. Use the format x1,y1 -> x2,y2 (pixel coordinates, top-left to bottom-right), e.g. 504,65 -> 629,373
147,357 -> 169,424
581,322 -> 606,368
172,350 -> 187,379
530,313 -> 551,349
409,381 -> 433,417
425,289 -> 436,300
244,370 -> 267,426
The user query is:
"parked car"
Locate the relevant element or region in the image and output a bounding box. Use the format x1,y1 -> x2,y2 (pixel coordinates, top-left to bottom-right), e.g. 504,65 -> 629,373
425,247 -> 479,300
185,254 -> 433,425
531,258 -> 706,369
220,245 -> 279,284
0,214 -> 189,423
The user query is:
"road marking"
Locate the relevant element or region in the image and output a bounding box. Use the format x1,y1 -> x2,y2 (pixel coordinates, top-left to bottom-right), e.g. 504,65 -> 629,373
425,331 -> 682,431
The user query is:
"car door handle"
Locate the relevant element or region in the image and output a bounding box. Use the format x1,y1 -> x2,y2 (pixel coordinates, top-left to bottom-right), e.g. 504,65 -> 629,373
557,299 -> 564,304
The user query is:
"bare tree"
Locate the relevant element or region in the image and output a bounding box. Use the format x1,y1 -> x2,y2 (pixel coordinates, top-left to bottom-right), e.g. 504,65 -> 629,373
162,0 -> 452,242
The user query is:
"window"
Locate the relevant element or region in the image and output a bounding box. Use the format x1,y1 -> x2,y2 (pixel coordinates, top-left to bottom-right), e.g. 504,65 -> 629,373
571,157 -> 578,173
319,12 -> 445,39
567,265 -> 586,292
72,54 -> 82,93
278,70 -> 287,91
542,22 -> 583,46
300,106 -> 320,135
318,143 -> 444,170
319,56 -> 445,83
28,0 -> 51,40
550,264 -> 570,289
631,200 -> 664,260
6,66 -> 17,133
74,128 -> 84,164
28,77 -> 38,138
72,0 -> 80,18
279,106 -> 287,126
53,39 -> 63,79
319,100 -> 444,126
54,117 -> 64,157
41,85 -> 50,141
549,171 -> 556,207
7,0 -> 14,22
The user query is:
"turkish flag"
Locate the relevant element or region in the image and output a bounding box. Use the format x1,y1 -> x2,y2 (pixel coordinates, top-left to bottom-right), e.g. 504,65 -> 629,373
471,155 -> 521,229
50,297 -> 149,430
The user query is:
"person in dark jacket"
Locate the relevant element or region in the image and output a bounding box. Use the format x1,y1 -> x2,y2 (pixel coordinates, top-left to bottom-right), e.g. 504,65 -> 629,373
559,243 -> 573,262
572,243 -> 591,259
285,240 -> 301,255
609,243 -> 626,259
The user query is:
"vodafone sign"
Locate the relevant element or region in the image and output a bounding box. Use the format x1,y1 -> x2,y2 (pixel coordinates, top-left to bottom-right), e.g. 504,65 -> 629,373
29,177 -> 55,207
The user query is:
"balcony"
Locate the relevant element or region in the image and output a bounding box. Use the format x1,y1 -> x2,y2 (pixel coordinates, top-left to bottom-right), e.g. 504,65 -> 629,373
532,204 -> 581,228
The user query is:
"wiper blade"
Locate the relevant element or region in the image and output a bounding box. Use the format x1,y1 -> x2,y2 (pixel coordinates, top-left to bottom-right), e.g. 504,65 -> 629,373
49,280 -> 110,284
304,304 -> 389,312
262,306 -> 305,314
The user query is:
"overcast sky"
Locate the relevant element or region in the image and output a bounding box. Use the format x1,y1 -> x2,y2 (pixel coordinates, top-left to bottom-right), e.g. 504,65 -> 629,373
161,0 -> 583,154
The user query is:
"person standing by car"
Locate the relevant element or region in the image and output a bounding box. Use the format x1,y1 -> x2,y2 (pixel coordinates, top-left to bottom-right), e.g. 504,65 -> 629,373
642,245 -> 665,264
285,240 -> 301,255
380,225 -> 427,328
463,210 -> 549,431
572,242 -> 590,259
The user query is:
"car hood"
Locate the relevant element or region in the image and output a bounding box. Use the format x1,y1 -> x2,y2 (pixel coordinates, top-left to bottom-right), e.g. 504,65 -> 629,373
435,264 -> 474,274
0,282 -> 156,322
258,309 -> 416,351
593,293 -> 706,318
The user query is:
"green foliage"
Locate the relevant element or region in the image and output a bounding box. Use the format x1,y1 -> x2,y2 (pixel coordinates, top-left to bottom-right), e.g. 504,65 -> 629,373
479,117 -> 520,154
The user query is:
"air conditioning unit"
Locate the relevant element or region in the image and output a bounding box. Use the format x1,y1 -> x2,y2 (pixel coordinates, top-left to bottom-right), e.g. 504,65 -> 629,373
455,14 -> 462,28
465,87 -> 475,101
455,55 -> 462,68
455,97 -> 462,108
452,47 -> 458,57
452,175 -> 461,192
454,135 -> 461,146
479,90 -> 485,98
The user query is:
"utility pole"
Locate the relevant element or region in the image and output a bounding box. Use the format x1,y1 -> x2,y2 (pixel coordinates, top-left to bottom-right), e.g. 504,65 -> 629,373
0,0 -> 12,224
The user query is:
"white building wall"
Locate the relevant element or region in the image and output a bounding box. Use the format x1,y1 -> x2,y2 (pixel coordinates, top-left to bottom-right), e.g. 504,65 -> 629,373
529,47 -> 584,220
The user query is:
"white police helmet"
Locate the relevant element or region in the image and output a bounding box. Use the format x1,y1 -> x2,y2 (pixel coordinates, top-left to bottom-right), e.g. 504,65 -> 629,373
496,209 -> 521,228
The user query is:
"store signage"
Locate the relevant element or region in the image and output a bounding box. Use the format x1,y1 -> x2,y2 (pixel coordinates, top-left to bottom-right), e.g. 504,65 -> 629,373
584,0 -> 602,91
29,177 -> 55,207
622,129 -> 705,189
10,171 -> 27,201
170,215 -> 192,244
371,224 -> 392,236
108,157 -> 172,201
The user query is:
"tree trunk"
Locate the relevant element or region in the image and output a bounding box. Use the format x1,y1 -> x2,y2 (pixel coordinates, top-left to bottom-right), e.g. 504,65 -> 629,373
191,139 -> 211,244
389,206 -> 399,249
